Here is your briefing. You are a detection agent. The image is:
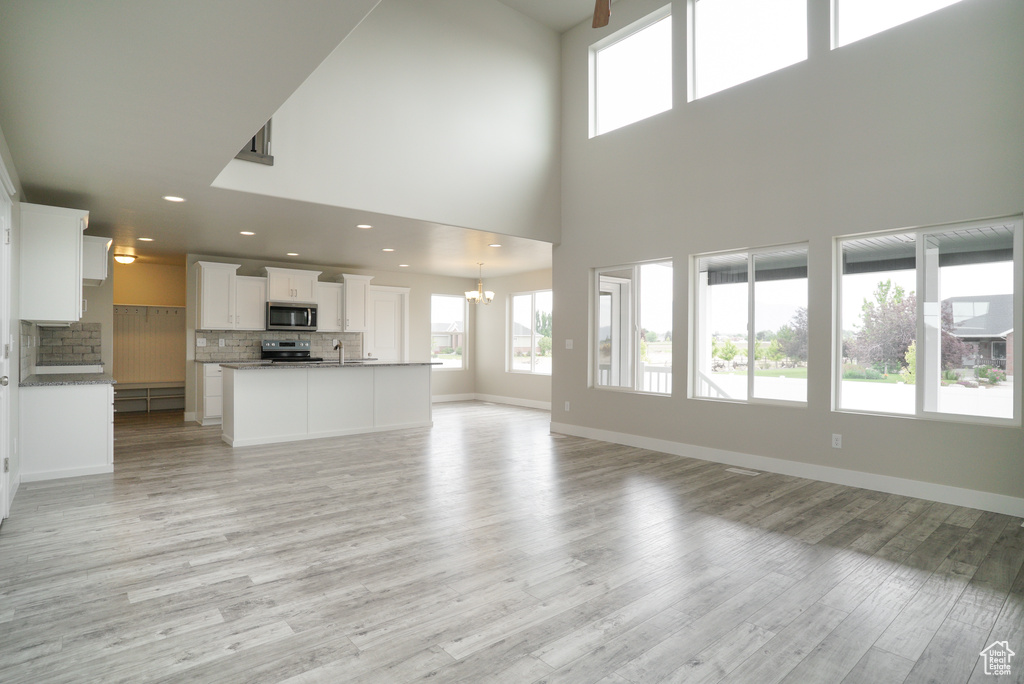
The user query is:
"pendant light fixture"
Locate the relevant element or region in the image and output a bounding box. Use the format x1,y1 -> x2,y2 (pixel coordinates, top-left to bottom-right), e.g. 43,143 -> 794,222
465,262 -> 494,305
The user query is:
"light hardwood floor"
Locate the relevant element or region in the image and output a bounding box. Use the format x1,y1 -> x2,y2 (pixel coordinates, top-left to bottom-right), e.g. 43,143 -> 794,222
1,402 -> 1022,683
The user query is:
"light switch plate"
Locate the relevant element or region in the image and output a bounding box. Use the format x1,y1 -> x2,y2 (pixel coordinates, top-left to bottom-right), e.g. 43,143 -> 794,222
196,338 -> 207,347
565,339 -> 573,350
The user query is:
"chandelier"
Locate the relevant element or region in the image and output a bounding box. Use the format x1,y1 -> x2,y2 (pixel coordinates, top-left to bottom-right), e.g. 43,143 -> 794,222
465,262 -> 494,305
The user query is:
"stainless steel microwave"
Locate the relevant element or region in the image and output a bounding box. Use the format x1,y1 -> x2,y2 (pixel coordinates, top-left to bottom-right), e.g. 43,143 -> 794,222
266,302 -> 318,331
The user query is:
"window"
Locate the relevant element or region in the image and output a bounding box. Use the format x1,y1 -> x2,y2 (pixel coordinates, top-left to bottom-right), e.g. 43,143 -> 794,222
510,290 -> 553,375
430,295 -> 466,369
692,0 -> 806,100
591,6 -> 672,137
834,0 -> 965,48
692,245 -> 808,403
836,217 -> 1021,423
594,260 -> 673,394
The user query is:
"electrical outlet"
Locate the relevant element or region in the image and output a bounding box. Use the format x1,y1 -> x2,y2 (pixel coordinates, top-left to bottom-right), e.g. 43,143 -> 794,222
832,434 -> 842,449
219,339 -> 225,347
564,401 -> 570,412
565,339 -> 573,350
196,337 -> 207,347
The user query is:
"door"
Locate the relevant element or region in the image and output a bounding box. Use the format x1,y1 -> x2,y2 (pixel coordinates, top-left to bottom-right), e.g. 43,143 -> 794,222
366,287 -> 408,363
0,187 -> 11,520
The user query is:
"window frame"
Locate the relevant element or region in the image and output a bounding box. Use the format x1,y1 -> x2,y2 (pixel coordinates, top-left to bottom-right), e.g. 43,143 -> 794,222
430,294 -> 468,371
689,242 -> 809,406
508,289 -> 553,376
833,217 -> 1022,426
589,4 -> 673,138
591,259 -> 673,396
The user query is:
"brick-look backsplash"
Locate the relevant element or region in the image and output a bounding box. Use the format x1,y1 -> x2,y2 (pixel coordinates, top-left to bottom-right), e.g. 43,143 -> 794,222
37,322 -> 103,364
194,330 -> 363,363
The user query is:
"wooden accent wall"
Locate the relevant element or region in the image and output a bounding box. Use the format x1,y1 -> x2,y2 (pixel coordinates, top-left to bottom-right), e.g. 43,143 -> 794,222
113,306 -> 186,383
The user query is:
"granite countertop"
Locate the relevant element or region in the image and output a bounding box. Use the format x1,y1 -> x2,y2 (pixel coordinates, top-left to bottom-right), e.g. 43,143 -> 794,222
21,373 -> 116,387
221,361 -> 440,370
35,361 -> 106,366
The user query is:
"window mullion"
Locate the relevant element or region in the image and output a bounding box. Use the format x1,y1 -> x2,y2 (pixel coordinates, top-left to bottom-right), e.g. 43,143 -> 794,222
747,253 -> 756,400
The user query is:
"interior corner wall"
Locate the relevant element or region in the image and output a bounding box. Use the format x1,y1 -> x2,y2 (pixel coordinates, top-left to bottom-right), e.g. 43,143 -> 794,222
553,0 -> 1024,509
183,254 -> 476,420
114,261 -> 186,307
0,121 -> 24,498
212,0 -> 561,244
473,268 -> 552,407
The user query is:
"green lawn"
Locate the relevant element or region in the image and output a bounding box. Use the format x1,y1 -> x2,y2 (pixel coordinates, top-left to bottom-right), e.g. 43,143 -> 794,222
721,367 -> 905,383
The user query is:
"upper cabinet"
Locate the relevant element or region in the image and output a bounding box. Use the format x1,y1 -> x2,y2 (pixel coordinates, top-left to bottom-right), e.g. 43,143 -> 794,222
196,262 -> 268,331
316,282 -> 343,332
341,274 -> 374,332
82,236 -> 111,286
20,202 -> 88,324
265,267 -> 320,303
195,261 -> 239,330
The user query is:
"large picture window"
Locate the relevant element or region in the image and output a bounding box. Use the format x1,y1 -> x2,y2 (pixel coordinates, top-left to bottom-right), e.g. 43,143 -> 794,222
430,295 -> 466,370
836,217 -> 1021,423
594,260 -> 673,394
591,6 -> 672,137
692,0 -> 806,100
510,290 -> 553,375
692,245 -> 808,403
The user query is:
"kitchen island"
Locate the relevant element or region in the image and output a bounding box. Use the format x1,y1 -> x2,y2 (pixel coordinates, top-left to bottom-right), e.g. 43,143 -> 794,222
220,361 -> 436,447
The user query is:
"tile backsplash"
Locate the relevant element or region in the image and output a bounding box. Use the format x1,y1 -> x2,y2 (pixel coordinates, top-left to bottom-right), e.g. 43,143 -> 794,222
38,322 -> 103,365
194,330 -> 363,363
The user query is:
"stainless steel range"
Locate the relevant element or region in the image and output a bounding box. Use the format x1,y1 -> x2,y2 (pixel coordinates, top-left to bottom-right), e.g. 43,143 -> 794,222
261,339 -> 322,363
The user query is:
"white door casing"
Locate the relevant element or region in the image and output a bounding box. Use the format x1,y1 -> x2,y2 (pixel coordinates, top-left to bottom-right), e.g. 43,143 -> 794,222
366,287 -> 409,363
0,164 -> 14,520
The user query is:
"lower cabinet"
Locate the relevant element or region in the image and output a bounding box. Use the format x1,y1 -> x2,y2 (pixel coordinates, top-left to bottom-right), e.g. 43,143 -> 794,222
201,363 -> 224,425
20,383 -> 114,480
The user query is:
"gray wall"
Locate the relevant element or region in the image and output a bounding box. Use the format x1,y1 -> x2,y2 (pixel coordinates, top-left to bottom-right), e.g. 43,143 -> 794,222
552,0 -> 1024,502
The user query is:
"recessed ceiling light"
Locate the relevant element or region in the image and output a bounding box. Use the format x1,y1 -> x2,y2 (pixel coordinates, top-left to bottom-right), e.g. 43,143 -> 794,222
399,264 -> 409,268
489,243 -> 502,248
240,231 -> 255,236
286,252 -> 299,256
138,237 -> 154,242
162,195 -> 185,202
382,248 -> 394,252
356,224 -> 372,229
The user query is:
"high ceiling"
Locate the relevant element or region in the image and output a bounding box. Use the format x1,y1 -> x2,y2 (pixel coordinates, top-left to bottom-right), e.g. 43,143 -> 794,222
0,0 -> 575,278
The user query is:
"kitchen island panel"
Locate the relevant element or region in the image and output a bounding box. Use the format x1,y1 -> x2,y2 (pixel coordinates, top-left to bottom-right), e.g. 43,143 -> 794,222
307,366 -> 375,437
374,365 -> 431,428
223,367 -> 308,447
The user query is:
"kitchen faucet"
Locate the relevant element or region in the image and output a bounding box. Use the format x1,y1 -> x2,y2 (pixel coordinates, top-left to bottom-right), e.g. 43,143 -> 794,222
333,340 -> 344,364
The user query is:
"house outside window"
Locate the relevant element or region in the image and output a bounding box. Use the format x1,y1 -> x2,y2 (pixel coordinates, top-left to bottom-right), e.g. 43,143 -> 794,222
591,6 -> 672,137
430,294 -> 466,369
836,216 -> 1021,424
691,244 -> 808,404
510,290 -> 552,375
594,260 -> 673,395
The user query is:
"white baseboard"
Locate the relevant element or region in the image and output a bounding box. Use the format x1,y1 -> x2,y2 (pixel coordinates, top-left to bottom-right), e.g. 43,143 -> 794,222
550,421 -> 1024,518
432,393 -> 551,411
183,411 -> 197,423
21,464 -> 114,482
432,393 -> 477,403
475,394 -> 552,411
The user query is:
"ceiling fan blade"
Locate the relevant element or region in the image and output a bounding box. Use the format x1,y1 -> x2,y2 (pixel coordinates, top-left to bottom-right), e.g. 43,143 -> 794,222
593,0 -> 610,28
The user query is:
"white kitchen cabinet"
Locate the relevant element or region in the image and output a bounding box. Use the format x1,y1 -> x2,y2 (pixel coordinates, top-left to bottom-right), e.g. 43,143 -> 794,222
316,282 -> 344,332
20,383 -> 114,480
341,274 -> 374,332
82,235 -> 111,286
200,363 -> 224,425
195,261 -> 240,330
235,276 -> 267,330
20,202 -> 88,324
265,267 -> 321,303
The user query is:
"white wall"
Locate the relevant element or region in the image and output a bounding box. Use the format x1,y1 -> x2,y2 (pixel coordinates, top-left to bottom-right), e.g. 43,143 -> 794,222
184,254 -> 478,419
473,268 -> 552,408
214,0 -> 562,244
0,122 -> 23,499
553,0 -> 1024,511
